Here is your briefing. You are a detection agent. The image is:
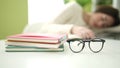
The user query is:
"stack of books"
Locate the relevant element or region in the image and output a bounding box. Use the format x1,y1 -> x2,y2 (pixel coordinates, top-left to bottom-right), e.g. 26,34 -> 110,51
5,33 -> 68,52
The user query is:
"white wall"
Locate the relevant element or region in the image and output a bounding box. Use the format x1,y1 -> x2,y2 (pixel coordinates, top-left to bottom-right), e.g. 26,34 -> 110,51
28,0 -> 65,24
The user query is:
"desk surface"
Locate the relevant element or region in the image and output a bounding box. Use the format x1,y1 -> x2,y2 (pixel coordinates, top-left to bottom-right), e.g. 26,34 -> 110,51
0,39 -> 120,68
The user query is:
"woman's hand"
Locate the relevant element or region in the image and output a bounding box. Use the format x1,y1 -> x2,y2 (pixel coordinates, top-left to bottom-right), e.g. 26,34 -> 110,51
71,26 -> 95,39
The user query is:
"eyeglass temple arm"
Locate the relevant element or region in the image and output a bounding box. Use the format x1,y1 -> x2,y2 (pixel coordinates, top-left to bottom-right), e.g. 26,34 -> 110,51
67,38 -> 82,42
91,38 -> 105,42
67,38 -> 105,42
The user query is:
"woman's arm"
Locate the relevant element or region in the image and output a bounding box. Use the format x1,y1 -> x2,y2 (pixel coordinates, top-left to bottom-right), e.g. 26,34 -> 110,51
40,23 -> 95,39
40,23 -> 73,34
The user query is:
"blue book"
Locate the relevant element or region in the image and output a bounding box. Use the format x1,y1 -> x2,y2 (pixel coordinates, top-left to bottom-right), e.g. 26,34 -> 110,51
5,45 -> 64,52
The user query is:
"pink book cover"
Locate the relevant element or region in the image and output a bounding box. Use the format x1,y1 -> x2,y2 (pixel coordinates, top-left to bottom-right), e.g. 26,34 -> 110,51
7,33 -> 67,41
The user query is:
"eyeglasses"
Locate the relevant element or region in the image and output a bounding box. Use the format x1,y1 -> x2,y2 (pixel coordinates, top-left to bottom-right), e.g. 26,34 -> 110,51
67,38 -> 105,53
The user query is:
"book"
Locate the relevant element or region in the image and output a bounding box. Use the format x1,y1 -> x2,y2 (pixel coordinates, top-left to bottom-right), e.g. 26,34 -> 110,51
7,33 -> 68,44
5,45 -> 64,52
5,41 -> 63,48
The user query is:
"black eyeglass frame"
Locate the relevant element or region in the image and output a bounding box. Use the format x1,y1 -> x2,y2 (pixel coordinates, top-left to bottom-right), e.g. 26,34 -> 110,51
67,38 -> 105,53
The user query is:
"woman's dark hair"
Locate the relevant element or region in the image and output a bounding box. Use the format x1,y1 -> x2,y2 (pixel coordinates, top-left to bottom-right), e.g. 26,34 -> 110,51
95,5 -> 120,27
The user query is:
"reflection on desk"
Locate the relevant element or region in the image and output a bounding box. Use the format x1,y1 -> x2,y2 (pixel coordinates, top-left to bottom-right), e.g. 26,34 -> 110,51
0,39 -> 120,68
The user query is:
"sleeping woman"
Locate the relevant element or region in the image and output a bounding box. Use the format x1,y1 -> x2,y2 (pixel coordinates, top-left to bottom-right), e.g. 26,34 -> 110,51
25,2 -> 120,39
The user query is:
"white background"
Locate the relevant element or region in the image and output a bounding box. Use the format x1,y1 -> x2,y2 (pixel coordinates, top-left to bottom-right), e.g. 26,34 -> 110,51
28,0 -> 65,24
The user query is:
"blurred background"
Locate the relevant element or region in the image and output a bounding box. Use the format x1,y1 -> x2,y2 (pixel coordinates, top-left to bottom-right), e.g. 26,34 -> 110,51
0,0 -> 119,39
64,0 -> 112,12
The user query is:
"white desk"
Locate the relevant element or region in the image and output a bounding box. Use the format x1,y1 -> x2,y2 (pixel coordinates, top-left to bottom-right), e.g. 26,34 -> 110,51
0,39 -> 120,68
